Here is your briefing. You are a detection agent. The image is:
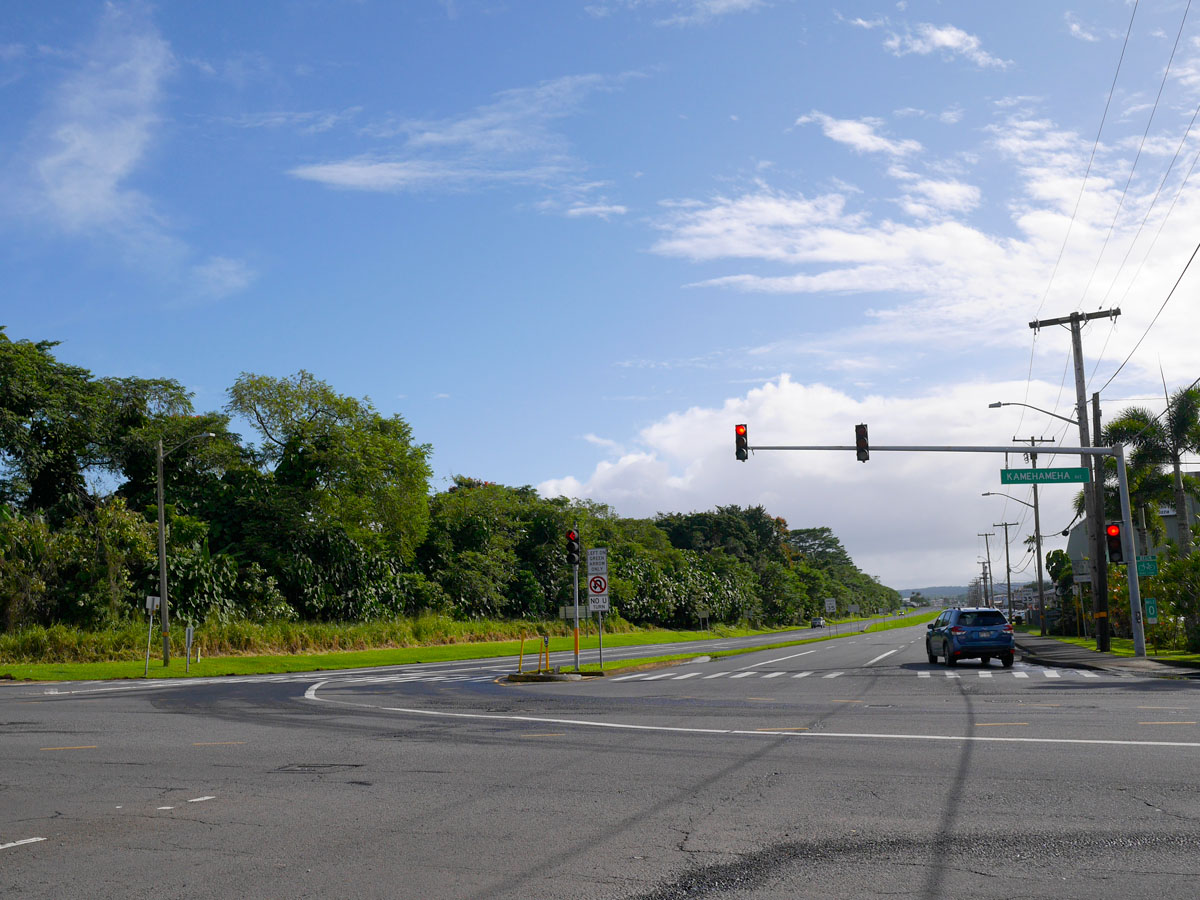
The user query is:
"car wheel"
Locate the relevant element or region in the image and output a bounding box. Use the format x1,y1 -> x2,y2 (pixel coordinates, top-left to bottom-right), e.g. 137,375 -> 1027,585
926,643 -> 937,664
943,642 -> 957,666
1000,652 -> 1014,668
979,656 -> 990,667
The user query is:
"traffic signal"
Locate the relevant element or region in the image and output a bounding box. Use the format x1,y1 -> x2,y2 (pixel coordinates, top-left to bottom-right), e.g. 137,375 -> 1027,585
855,423 -> 869,462
1105,523 -> 1125,565
565,529 -> 581,566
735,424 -> 749,461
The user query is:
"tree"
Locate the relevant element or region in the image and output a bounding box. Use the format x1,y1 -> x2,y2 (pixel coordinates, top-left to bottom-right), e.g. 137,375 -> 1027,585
1104,387 -> 1200,559
227,371 -> 432,562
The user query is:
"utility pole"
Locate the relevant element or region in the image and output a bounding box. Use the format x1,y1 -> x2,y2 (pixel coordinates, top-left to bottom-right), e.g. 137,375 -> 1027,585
978,533 -> 995,607
994,521 -> 1018,622
1029,309 -> 1118,646
1092,392 -> 1110,651
1012,437 -> 1054,634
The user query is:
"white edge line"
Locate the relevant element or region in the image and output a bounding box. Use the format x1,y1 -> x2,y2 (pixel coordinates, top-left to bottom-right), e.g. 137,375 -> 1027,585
0,838 -> 46,851
188,796 -> 216,803
302,682 -> 1200,749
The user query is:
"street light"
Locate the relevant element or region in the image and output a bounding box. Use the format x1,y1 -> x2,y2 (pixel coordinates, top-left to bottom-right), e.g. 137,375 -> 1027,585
982,491 -> 1048,636
987,401 -> 1078,426
157,431 -> 215,666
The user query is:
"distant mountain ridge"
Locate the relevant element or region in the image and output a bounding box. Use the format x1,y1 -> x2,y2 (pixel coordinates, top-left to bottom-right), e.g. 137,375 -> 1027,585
898,585 -> 969,599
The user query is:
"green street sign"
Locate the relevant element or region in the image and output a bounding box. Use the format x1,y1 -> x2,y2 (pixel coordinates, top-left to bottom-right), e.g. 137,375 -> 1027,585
1136,555 -> 1158,577
1144,597 -> 1159,625
1000,467 -> 1091,485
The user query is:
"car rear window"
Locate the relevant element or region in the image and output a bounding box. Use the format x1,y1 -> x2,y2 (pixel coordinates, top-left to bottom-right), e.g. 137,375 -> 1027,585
958,611 -> 1006,627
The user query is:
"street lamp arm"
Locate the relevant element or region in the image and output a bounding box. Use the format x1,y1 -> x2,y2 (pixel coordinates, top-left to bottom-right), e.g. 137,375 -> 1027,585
988,401 -> 1078,426
164,431 -> 216,458
981,491 -> 1035,510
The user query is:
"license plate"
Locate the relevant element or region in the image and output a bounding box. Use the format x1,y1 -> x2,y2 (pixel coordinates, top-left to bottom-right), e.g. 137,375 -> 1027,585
977,630 -> 994,639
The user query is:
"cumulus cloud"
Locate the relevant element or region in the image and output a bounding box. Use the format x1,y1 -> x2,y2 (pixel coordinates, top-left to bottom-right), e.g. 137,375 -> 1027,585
883,23 -> 1010,69
585,0 -> 763,26
797,112 -> 922,156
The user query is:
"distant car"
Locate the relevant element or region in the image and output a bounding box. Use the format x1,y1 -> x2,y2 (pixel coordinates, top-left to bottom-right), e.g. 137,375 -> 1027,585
926,607 -> 1014,667
811,616 -> 826,628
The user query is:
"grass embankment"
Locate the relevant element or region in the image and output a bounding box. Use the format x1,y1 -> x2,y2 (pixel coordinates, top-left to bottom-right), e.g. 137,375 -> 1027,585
0,611 -> 939,682
1013,625 -> 1200,667
0,617 -> 798,682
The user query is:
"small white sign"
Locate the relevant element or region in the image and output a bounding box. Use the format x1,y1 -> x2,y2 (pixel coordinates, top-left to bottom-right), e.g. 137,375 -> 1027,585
146,595 -> 160,612
587,572 -> 609,612
587,548 -> 608,576
824,597 -> 836,614
588,596 -> 610,613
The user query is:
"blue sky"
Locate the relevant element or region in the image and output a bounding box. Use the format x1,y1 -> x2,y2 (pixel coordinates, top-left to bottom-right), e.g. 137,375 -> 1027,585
4,0 -> 1199,588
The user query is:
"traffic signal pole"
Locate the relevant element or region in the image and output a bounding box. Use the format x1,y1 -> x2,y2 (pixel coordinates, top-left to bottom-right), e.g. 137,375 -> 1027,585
743,438 -> 1147,656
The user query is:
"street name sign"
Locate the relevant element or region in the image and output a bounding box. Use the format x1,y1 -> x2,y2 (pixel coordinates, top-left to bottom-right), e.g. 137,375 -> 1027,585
1000,467 -> 1091,485
1137,555 -> 1158,577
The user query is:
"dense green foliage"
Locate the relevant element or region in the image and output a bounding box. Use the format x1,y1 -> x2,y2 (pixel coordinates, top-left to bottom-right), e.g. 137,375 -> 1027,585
0,329 -> 899,652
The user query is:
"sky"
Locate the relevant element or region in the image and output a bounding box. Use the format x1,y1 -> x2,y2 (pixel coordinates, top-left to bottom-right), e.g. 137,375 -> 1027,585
3,0 -> 1200,590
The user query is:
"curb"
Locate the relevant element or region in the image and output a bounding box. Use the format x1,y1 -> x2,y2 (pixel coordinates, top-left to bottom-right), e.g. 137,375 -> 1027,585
506,671 -> 584,683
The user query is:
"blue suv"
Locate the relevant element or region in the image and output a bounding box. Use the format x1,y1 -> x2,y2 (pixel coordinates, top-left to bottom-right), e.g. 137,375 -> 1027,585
926,607 -> 1014,667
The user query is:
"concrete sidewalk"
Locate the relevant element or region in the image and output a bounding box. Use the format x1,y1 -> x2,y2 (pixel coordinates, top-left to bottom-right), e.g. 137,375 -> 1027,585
1015,631 -> 1200,678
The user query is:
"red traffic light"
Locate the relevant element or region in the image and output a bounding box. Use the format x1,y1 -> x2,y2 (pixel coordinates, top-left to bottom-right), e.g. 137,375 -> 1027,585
566,529 -> 578,542
734,423 -> 749,461
735,424 -> 746,436
1106,524 -> 1121,537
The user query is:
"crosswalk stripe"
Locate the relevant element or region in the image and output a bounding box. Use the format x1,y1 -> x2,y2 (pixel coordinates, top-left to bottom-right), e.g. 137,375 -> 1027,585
1080,672 -> 1099,678
641,673 -> 675,681
1044,670 -> 1061,678
918,672 -> 931,678
761,672 -> 785,679
979,672 -> 992,678
730,672 -> 756,679
702,672 -> 727,679
611,673 -> 649,681
822,672 -> 843,679
793,672 -> 813,679
672,672 -> 700,680
944,672 -> 960,678
1013,672 -> 1029,678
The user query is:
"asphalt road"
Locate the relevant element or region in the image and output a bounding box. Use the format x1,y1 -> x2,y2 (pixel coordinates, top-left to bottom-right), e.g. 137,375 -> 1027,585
3,621 -> 1199,899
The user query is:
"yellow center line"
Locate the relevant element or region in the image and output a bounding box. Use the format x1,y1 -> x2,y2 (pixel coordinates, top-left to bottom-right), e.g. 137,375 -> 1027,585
975,723 -> 1029,727
39,745 -> 97,751
755,727 -> 809,732
1139,721 -> 1196,725
193,741 -> 246,746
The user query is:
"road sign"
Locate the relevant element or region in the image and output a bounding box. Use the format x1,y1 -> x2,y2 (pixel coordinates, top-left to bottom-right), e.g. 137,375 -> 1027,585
1000,467 -> 1091,485
145,595 -> 160,613
824,597 -> 836,614
1145,597 -> 1159,625
849,604 -> 860,615
1137,555 -> 1158,577
588,573 -> 609,612
587,547 -> 608,575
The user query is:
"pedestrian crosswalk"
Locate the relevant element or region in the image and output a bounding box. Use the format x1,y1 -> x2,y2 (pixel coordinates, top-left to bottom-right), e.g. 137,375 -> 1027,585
609,666 -> 1123,684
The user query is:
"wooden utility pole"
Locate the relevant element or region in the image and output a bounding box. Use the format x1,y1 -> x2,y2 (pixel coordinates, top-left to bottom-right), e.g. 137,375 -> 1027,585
1029,309 -> 1119,647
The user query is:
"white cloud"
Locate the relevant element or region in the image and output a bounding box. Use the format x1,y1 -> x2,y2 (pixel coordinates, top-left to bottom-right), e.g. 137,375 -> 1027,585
540,375 -> 1078,587
291,74 -> 625,205
797,112 -> 922,156
191,256 -> 257,299
586,0 -> 763,26
566,203 -> 629,218
883,23 -> 1010,69
1065,13 -> 1100,43
218,108 -> 361,134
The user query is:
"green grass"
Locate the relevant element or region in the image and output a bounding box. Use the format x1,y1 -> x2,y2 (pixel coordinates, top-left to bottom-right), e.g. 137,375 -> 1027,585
0,610 -> 938,682
1014,626 -> 1200,666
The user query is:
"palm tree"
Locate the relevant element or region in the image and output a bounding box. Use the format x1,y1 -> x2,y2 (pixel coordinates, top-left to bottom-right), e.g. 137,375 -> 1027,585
1103,386 -> 1200,559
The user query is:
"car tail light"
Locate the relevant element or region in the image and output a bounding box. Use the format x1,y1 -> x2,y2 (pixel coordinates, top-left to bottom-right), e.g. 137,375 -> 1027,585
1002,624 -> 1013,633
950,626 -> 966,635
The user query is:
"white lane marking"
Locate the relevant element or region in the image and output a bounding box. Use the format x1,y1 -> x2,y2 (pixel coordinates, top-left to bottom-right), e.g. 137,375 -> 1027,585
157,806 -> 174,810
918,672 -> 931,678
761,672 -> 785,679
611,673 -> 650,681
641,673 -> 675,681
1013,672 -> 1029,679
822,672 -> 843,679
0,838 -> 45,851
188,796 -> 215,803
979,672 -> 993,678
302,682 -> 1200,749
864,649 -> 901,666
672,672 -> 700,680
793,672 -> 813,679
944,672 -> 960,679
737,649 -> 818,670
702,672 -> 728,679
730,672 -> 756,679
1044,670 -> 1061,678
1081,672 -> 1100,678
